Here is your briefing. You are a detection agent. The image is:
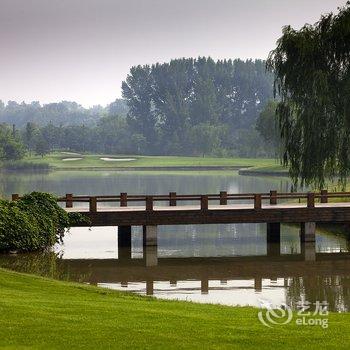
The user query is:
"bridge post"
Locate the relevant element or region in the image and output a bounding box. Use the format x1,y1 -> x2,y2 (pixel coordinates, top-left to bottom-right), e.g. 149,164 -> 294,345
11,194 -> 19,201
266,223 -> 281,256
254,194 -> 262,209
146,280 -> 154,295
143,225 -> 157,246
320,189 -> 328,203
201,195 -> 208,211
301,241 -> 316,261
144,246 -> 157,266
120,192 -> 127,207
146,196 -> 153,211
254,277 -> 262,292
118,226 -> 132,260
300,222 -> 316,242
169,192 -> 176,206
269,190 -> 277,205
201,279 -> 209,294
143,225 -> 158,266
307,192 -> 315,208
89,197 -> 97,212
300,223 -> 316,261
66,193 -> 73,208
220,191 -> 227,205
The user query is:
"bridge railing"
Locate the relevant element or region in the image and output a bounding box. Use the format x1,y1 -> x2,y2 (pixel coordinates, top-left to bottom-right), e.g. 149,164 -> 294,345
10,190 -> 350,213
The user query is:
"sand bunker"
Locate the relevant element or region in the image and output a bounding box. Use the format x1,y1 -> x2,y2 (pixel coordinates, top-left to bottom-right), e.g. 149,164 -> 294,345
62,158 -> 83,161
60,151 -> 82,156
100,157 -> 136,162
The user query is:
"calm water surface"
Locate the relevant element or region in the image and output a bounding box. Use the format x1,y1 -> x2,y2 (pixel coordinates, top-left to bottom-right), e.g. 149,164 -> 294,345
1,170 -> 350,312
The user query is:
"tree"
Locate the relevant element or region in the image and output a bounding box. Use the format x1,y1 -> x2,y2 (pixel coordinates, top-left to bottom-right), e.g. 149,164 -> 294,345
122,65 -> 156,152
122,57 -> 273,156
0,124 -> 25,161
256,101 -> 280,155
34,135 -> 50,157
189,123 -> 225,157
24,122 -> 38,155
267,2 -> 350,187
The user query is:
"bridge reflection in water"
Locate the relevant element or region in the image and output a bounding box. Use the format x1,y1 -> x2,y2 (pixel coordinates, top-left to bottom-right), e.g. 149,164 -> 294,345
1,239 -> 350,312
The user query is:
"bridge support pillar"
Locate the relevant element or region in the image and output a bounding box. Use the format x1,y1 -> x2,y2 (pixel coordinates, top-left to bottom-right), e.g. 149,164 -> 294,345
300,222 -> 316,242
301,241 -> 316,261
300,223 -> 316,261
118,226 -> 132,260
254,277 -> 262,292
266,223 -> 281,256
143,225 -> 158,246
146,280 -> 154,295
143,225 -> 158,266
144,245 -> 158,266
201,279 -> 209,294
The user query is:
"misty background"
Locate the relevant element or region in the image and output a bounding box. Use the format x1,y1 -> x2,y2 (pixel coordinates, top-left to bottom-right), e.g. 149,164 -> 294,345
0,0 -> 346,160
0,0 -> 344,106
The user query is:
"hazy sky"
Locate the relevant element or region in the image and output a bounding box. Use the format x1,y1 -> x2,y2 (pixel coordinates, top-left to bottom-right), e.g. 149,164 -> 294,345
0,0 -> 346,107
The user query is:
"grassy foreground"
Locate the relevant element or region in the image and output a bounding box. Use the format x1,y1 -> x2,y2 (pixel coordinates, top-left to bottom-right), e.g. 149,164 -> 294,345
1,268 -> 350,349
24,151 -> 277,170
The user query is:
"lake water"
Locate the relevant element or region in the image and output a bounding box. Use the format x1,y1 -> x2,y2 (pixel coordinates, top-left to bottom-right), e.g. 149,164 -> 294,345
1,170 -> 350,312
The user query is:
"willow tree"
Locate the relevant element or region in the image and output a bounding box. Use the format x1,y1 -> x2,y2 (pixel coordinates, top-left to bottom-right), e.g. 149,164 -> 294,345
267,2 -> 350,188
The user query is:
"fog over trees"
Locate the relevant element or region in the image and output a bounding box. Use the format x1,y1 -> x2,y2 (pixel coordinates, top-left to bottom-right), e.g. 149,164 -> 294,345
0,57 -> 277,160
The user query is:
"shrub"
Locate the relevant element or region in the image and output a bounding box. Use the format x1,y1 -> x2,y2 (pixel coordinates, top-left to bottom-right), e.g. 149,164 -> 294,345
4,161 -> 50,171
0,192 -> 88,252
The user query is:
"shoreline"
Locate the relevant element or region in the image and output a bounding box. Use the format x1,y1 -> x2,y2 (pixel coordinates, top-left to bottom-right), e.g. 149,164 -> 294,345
0,267 -> 348,349
238,168 -> 289,177
50,165 -> 251,171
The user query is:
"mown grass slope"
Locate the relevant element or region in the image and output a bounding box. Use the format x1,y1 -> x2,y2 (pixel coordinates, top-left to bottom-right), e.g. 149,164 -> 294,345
24,152 -> 277,169
0,268 -> 350,349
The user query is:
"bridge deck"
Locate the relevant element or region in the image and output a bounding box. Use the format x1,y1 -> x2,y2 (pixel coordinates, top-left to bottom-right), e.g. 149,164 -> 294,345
65,201 -> 350,226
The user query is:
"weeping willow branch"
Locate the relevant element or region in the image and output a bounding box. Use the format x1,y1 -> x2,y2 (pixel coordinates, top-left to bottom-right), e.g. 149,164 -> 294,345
267,1 -> 350,188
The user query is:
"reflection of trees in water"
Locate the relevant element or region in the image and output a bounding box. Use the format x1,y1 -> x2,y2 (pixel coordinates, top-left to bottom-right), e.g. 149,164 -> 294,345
2,171 -> 291,199
0,252 -> 91,283
286,276 -> 350,312
132,223 -> 267,257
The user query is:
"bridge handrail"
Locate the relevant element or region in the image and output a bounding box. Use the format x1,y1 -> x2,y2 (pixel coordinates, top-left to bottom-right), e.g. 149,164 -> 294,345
10,189 -> 350,212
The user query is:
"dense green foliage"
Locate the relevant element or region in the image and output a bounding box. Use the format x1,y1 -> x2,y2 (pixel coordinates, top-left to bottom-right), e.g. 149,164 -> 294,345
267,2 -> 350,187
0,123 -> 25,162
0,99 -> 127,127
256,101 -> 280,155
1,268 -> 349,349
0,192 -> 86,252
122,57 -> 274,156
1,57 -> 275,158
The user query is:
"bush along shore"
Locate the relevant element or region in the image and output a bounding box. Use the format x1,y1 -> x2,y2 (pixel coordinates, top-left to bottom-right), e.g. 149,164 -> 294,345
0,192 -> 88,253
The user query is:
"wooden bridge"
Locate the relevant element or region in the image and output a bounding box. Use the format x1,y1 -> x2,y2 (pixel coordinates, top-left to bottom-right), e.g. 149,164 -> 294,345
11,190 -> 350,264
9,253 -> 349,295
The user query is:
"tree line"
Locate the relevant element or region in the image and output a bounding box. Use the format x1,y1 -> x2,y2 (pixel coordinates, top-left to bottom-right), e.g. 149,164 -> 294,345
0,99 -> 128,128
0,57 -> 278,161
122,57 -> 274,156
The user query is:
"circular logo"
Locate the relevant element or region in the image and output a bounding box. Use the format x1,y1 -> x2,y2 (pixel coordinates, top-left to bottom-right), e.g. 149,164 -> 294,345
258,301 -> 293,328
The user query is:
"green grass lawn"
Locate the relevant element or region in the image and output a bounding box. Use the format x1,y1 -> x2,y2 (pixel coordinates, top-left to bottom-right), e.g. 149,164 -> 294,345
24,151 -> 277,170
239,165 -> 289,176
1,268 -> 350,349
